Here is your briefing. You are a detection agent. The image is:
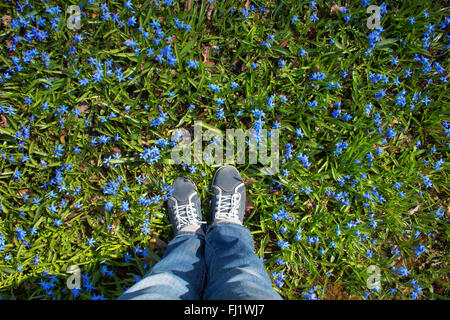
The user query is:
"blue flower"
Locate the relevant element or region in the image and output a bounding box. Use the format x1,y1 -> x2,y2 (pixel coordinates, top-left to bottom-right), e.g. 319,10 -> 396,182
276,240 -> 290,249
187,59 -> 199,69
121,200 -> 130,212
271,270 -> 285,288
303,286 -> 320,300
414,244 -> 426,257
140,146 -> 161,164
216,107 -> 225,120
86,237 -> 96,247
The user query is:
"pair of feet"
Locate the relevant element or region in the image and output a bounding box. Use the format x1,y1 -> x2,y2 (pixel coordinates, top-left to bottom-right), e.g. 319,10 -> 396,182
166,165 -> 246,235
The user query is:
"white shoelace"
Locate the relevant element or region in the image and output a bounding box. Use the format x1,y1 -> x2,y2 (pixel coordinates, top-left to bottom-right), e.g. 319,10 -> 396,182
215,192 -> 241,221
171,194 -> 205,229
175,202 -> 198,226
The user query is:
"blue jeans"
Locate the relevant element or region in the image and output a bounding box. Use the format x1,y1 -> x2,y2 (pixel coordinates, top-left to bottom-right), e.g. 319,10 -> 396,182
118,222 -> 282,300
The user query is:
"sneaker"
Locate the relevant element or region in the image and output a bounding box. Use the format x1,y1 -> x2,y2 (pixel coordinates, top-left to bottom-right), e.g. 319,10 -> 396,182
211,165 -> 246,226
166,177 -> 206,235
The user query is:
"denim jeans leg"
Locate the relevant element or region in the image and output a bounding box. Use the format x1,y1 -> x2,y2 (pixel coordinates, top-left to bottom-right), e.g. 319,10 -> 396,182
118,230 -> 206,300
203,223 -> 282,300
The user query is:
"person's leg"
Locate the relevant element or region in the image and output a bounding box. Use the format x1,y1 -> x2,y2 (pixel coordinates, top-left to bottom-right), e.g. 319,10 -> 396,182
203,222 -> 282,300
203,165 -> 282,300
118,229 -> 206,300
118,177 -> 207,300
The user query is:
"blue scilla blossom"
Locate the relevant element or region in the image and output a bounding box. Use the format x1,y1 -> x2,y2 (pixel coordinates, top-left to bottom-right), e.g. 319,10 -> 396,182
395,92 -> 407,107
208,83 -> 222,92
103,178 -> 122,196
367,26 -> 384,48
53,144 -> 64,158
230,81 -> 239,90
241,8 -> 250,19
300,186 -> 313,195
276,240 -> 290,249
334,140 -> 348,156
140,146 -> 161,164
53,218 -> 63,227
385,128 -> 396,140
307,99 -> 318,108
310,72 -> 326,81
271,270 -> 285,288
297,152 -> 312,168
174,18 -> 192,32
395,266 -> 410,277
298,47 -> 308,57
419,174 -> 433,188
327,81 -> 341,90
86,237 -> 96,247
251,108 -> 265,119
433,158 -> 444,171
267,94 -> 276,109
344,14 -> 352,24
120,200 -> 130,212
435,207 -> 444,218
0,234 -> 6,252
15,227 -> 27,241
272,207 -> 290,221
294,228 -> 303,241
364,103 -> 372,116
303,286 -> 320,300
216,107 -> 225,120
215,97 -> 226,106
310,11 -> 319,23
284,143 -> 294,160
92,68 -> 104,83
374,89 -> 386,100
365,249 -> 375,259
296,127 -> 304,139
187,59 -> 199,69
306,236 -> 320,245
261,40 -> 271,48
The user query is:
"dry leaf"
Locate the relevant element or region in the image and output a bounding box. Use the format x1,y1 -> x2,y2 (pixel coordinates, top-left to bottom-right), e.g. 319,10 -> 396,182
280,39 -> 290,48
408,205 -> 421,215
243,177 -> 256,185
245,197 -> 255,214
0,115 -> 6,128
149,234 -> 167,252
184,0 -> 191,11
1,15 -> 11,27
202,46 -> 215,67
78,104 -> 88,113
207,1 -> 215,20
202,46 -> 210,62
111,146 -> 121,155
18,189 -> 29,196
331,4 -> 344,14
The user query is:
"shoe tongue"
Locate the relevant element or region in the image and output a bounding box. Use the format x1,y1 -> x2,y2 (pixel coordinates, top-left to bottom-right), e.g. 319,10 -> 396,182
216,177 -> 242,192
172,179 -> 195,201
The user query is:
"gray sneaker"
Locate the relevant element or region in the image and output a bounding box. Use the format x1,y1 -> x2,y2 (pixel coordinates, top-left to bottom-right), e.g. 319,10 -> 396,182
211,165 -> 246,226
166,177 -> 206,235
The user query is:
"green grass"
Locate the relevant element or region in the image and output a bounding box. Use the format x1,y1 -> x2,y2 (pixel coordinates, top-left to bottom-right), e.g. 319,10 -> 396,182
0,0 -> 448,300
